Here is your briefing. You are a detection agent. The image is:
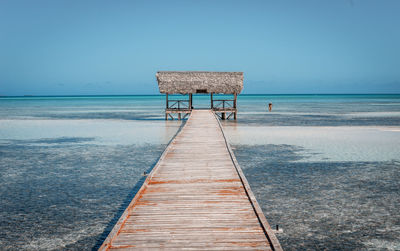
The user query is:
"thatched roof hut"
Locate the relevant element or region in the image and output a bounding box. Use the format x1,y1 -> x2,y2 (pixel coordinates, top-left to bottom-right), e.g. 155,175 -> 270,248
156,71 -> 243,94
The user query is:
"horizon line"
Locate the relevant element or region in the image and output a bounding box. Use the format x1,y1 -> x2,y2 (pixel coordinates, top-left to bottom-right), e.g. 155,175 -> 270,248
1,93 -> 400,98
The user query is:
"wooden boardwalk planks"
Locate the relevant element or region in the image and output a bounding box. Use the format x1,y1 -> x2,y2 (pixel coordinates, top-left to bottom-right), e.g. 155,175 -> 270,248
99,110 -> 282,251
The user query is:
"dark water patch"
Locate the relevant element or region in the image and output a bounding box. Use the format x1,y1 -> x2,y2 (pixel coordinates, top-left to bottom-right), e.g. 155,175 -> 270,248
1,137 -> 96,145
234,113 -> 400,126
238,99 -> 400,113
0,143 -> 166,250
233,144 -> 400,250
36,111 -> 165,121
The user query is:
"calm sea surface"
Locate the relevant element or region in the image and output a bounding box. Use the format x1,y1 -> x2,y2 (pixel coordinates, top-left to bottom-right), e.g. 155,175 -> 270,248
0,94 -> 399,250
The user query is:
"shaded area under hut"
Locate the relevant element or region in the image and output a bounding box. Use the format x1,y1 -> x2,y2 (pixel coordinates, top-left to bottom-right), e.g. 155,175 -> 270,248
156,71 -> 244,120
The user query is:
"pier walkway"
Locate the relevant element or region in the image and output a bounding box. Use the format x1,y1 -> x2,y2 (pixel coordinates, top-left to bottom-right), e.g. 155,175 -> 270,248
100,110 -> 282,250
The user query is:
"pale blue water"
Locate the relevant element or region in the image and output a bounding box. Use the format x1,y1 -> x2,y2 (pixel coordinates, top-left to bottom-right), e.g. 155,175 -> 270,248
0,94 -> 399,250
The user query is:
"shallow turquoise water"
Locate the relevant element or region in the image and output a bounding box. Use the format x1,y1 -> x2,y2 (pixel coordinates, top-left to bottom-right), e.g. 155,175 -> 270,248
2,94 -> 399,125
0,94 -> 399,250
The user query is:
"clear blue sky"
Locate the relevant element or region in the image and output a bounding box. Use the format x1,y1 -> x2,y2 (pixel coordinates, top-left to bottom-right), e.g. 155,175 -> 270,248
1,0 -> 399,95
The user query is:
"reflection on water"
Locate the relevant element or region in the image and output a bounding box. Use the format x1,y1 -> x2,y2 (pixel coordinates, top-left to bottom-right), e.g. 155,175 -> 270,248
233,144 -> 400,251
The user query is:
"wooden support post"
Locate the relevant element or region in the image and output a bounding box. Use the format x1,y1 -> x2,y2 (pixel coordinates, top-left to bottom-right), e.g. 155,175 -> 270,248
222,112 -> 226,120
165,94 -> 169,120
234,93 -> 237,120
189,94 -> 192,110
178,113 -> 181,120
210,93 -> 213,109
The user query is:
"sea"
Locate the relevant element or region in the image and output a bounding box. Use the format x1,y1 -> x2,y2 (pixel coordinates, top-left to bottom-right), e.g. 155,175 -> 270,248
0,94 -> 399,250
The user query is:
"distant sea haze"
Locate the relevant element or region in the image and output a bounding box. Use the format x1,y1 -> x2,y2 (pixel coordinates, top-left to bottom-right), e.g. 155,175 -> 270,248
0,94 -> 399,250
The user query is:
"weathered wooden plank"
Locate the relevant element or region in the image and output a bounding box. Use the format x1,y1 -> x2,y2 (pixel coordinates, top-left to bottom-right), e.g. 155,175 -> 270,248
99,110 -> 282,251
110,244 -> 272,251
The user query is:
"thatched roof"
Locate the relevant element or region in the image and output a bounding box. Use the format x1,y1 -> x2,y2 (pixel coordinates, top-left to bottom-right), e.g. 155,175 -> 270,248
156,71 -> 243,94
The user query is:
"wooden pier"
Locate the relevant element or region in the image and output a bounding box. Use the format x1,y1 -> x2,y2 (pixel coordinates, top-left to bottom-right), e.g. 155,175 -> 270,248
99,110 -> 282,250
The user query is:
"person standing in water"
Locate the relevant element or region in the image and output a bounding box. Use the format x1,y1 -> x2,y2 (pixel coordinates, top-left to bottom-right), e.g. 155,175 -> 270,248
268,102 -> 273,112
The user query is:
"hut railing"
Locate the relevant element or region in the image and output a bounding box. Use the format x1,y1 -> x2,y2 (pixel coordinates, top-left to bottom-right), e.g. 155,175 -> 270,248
165,94 -> 192,120
167,100 -> 190,109
211,93 -> 237,120
213,99 -> 234,109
